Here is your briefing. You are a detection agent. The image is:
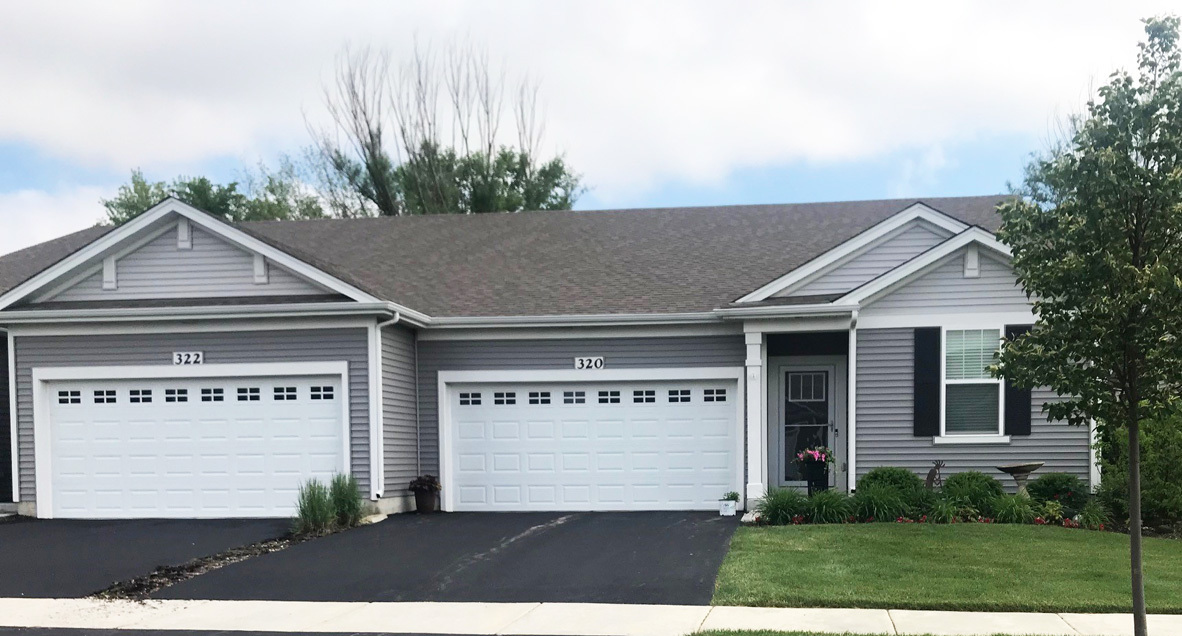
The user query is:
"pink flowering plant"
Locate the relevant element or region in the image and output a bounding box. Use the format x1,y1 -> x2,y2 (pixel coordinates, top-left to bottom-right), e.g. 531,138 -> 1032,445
795,446 -> 835,466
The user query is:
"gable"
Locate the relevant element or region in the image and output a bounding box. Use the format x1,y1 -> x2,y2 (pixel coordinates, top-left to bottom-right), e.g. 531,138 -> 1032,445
860,248 -> 1030,316
777,219 -> 951,297
32,221 -> 333,304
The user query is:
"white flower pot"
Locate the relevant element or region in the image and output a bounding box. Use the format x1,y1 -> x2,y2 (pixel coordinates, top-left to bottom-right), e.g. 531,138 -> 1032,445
719,500 -> 737,516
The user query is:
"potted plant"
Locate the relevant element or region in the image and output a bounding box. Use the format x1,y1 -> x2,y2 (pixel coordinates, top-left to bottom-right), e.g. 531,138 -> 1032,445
719,491 -> 740,516
796,446 -> 834,496
409,475 -> 441,513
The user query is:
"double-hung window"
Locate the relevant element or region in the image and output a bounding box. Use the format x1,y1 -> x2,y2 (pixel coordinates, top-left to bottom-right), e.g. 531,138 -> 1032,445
943,328 -> 1003,435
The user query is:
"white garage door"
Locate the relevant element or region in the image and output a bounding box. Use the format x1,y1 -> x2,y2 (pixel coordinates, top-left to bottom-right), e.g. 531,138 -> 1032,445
446,379 -> 740,511
46,375 -> 344,519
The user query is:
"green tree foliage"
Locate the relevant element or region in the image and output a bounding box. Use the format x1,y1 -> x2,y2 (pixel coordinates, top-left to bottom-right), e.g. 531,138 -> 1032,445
102,162 -> 326,225
994,17 -> 1182,635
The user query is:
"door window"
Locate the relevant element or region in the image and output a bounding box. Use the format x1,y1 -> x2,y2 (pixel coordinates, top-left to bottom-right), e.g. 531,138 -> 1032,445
783,371 -> 831,482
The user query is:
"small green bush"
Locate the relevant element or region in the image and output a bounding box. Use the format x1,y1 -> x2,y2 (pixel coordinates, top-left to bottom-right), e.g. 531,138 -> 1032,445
294,478 -> 335,536
852,483 -> 909,522
903,486 -> 938,518
942,471 -> 1005,516
808,489 -> 853,524
1027,472 -> 1089,514
992,494 -> 1036,524
1040,500 -> 1065,524
757,487 -> 809,525
330,473 -> 363,528
927,495 -> 979,524
1078,499 -> 1111,531
859,467 -> 925,493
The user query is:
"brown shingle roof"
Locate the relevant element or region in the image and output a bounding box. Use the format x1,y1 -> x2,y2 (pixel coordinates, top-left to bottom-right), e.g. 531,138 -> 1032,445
0,196 -> 1008,318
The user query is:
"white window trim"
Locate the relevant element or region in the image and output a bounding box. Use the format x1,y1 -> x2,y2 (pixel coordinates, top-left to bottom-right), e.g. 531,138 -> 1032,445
436,367 -> 746,512
937,325 -> 1008,444
30,361 -> 351,519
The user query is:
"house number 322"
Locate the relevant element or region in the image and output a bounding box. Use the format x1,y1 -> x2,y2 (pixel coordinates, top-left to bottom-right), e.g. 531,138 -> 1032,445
574,356 -> 605,370
173,351 -> 204,365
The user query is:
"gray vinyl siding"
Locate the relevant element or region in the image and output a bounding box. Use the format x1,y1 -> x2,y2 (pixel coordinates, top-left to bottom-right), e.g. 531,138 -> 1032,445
863,251 -> 1030,315
0,333 -> 10,503
854,328 -> 1090,487
785,220 -> 949,297
416,336 -> 745,475
381,325 -> 419,494
14,328 -> 370,502
51,225 -> 326,302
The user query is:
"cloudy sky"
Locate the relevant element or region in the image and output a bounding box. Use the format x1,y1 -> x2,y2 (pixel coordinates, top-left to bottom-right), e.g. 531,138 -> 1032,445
0,1 -> 1174,254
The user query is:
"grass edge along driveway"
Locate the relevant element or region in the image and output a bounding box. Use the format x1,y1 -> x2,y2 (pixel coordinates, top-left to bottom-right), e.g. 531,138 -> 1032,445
713,524 -> 1182,613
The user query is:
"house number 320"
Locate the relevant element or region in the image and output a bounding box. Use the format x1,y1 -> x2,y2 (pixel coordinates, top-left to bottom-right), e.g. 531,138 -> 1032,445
574,356 -> 605,370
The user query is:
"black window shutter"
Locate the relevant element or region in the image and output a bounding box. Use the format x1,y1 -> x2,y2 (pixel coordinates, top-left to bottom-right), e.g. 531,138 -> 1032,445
913,327 -> 941,437
1004,325 -> 1034,436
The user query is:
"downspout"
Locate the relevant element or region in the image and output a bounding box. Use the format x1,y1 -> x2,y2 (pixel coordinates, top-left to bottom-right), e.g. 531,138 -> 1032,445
413,330 -> 421,476
373,312 -> 401,500
847,309 -> 859,492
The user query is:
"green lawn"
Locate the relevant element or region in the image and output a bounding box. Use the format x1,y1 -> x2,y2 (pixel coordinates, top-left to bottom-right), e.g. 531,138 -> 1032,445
713,524 -> 1182,613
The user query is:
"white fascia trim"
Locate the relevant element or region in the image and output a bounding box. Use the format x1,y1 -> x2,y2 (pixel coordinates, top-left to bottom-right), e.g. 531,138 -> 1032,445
30,361 -> 351,518
0,198 -> 382,311
0,302 -> 396,325
416,323 -> 743,341
857,311 -> 1036,330
837,228 -> 1012,307
436,366 -> 746,512
932,434 -> 1012,445
8,317 -> 377,337
368,321 -> 382,500
734,203 -> 970,304
6,328 -> 17,503
713,303 -> 858,319
428,311 -> 721,328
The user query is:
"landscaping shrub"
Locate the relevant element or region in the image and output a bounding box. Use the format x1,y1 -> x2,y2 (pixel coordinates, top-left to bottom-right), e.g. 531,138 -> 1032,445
992,494 -> 1036,524
942,471 -> 1004,516
858,467 -> 925,493
902,486 -> 938,518
757,487 -> 808,525
1027,472 -> 1089,514
1078,499 -> 1111,531
293,478 -> 335,536
330,473 -> 363,528
852,483 -> 909,522
927,495 -> 979,524
1098,418 -> 1182,528
808,489 -> 852,524
1040,500 -> 1065,524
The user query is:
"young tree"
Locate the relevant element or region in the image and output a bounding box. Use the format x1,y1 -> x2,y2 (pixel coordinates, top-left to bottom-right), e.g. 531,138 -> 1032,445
995,17 -> 1182,636
307,42 -> 583,216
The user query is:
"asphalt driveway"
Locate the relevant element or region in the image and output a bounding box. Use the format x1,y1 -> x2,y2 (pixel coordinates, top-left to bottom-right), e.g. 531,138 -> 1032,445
0,517 -> 289,598
158,511 -> 739,605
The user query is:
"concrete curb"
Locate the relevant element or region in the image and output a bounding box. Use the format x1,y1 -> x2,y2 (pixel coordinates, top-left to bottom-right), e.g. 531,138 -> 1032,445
0,598 -> 1177,636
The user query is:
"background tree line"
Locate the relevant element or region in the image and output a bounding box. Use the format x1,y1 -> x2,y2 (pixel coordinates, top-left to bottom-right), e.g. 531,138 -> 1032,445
103,42 -> 583,224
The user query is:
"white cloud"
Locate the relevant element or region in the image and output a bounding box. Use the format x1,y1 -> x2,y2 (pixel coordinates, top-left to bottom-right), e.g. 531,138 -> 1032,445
0,187 -> 109,256
890,145 -> 951,198
0,0 -> 1176,224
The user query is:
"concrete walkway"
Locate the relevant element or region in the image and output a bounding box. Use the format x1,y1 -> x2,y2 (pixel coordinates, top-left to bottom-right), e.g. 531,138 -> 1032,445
0,598 -> 1178,636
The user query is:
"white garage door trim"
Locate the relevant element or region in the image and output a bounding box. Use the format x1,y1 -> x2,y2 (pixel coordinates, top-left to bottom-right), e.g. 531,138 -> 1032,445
437,367 -> 745,511
31,361 -> 350,519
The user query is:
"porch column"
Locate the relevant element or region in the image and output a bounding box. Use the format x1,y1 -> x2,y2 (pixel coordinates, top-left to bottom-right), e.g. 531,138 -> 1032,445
745,331 -> 766,502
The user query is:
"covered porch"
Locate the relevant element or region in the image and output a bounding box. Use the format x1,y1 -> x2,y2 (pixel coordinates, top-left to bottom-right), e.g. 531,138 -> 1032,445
742,313 -> 858,501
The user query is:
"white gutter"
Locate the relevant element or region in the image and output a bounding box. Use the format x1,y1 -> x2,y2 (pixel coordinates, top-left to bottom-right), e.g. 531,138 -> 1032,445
711,302 -> 859,319
427,311 -> 723,329
0,302 -> 400,324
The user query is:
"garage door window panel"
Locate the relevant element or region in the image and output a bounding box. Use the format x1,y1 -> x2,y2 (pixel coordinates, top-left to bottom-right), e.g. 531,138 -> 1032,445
563,391 -> 585,404
201,388 -> 224,402
165,388 -> 188,403
274,386 -> 297,401
129,389 -> 152,403
311,386 -> 335,401
94,389 -> 116,404
237,387 -> 260,402
57,390 -> 80,404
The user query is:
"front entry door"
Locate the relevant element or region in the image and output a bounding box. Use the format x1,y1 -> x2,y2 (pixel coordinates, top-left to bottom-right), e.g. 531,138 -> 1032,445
779,366 -> 837,489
